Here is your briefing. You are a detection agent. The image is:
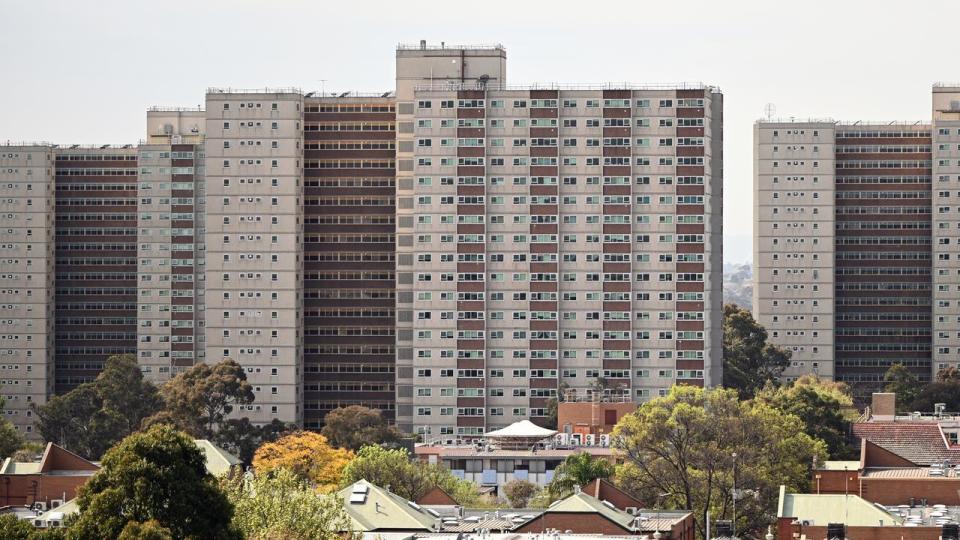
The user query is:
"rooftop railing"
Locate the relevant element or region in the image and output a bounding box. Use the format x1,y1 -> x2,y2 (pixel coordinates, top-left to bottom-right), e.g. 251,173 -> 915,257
414,81 -> 717,92
206,87 -> 302,95
147,106 -> 204,112
0,141 -> 56,147
397,42 -> 505,51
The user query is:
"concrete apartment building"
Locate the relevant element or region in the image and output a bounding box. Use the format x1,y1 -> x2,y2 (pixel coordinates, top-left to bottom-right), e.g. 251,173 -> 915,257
136,109 -> 207,381
0,146 -> 56,434
53,145 -> 139,392
302,95 -> 397,428
755,85 -> 960,392
401,83 -> 723,439
204,90 -> 305,425
0,42 -> 723,436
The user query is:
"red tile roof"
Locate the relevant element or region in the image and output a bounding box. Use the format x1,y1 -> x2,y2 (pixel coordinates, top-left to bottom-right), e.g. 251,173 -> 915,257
853,422 -> 960,466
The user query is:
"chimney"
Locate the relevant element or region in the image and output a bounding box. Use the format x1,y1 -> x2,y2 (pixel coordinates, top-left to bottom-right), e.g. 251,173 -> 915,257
871,393 -> 896,421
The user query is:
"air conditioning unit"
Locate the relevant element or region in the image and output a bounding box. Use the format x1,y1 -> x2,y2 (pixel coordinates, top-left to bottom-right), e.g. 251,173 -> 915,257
32,501 -> 47,512
585,434 -> 596,446
51,499 -> 63,509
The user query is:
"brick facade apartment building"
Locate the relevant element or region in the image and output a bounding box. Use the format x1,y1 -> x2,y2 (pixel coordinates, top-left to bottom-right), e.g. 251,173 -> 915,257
755,85 -> 960,393
0,42 -> 723,436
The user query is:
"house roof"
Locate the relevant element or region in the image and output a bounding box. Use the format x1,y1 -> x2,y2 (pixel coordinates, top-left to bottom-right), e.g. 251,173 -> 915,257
337,480 -> 438,532
0,443 -> 99,476
544,491 -> 637,531
35,498 -> 80,525
0,459 -> 41,474
853,422 -> 960,466
777,485 -> 902,526
580,478 -> 644,510
193,439 -> 242,476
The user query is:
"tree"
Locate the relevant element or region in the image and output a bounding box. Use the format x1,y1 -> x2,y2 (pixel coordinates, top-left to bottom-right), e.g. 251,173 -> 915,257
152,359 -> 254,438
253,431 -> 353,492
341,445 -> 481,505
0,514 -> 38,540
32,354 -> 161,459
320,405 -> 401,451
503,479 -> 539,508
70,424 -> 241,540
547,451 -> 615,497
96,354 -> 162,433
722,303 -> 791,398
117,520 -> 174,540
613,385 -> 826,539
215,418 -> 291,465
32,384 -> 126,459
223,467 -> 353,540
908,380 -> 960,413
0,398 -> 23,460
883,363 -> 923,411
937,366 -> 960,383
754,375 -> 856,459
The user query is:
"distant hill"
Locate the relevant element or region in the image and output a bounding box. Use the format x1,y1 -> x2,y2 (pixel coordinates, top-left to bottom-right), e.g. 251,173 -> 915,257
723,263 -> 753,312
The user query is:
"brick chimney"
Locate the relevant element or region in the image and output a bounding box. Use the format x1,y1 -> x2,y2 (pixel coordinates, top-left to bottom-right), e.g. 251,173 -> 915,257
871,393 -> 896,421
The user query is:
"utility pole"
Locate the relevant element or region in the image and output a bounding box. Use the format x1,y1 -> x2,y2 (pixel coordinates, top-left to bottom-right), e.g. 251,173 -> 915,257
732,452 -> 738,539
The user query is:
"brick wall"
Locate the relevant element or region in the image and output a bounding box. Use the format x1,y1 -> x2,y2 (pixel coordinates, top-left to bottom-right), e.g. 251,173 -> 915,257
0,474 -> 91,506
778,518 -> 940,540
811,469 -> 859,494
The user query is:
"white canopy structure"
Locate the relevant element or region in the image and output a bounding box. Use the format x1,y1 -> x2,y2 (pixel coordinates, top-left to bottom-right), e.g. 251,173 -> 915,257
484,420 -> 558,449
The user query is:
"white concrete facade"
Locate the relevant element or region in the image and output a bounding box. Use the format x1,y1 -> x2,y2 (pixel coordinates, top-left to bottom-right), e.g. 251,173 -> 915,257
753,122 -> 837,380
204,90 -> 305,425
0,146 -> 56,435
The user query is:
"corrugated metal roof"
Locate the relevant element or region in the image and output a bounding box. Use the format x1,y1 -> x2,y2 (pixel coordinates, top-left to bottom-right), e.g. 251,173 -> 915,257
777,486 -> 902,526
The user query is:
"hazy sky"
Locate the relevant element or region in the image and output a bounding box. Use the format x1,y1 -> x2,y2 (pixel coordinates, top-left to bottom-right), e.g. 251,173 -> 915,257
2,0 -> 957,264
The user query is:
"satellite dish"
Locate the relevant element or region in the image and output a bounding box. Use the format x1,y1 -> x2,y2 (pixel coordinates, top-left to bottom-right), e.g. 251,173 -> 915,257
764,103 -> 776,120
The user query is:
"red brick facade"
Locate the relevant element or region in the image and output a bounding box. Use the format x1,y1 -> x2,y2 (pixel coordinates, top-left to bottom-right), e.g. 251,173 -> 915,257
0,444 -> 98,507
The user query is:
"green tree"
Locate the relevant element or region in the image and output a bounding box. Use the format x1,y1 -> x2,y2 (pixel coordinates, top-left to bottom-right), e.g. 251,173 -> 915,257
70,424 -> 241,540
320,405 -> 401,451
151,359 -> 254,438
214,418 -> 291,465
613,385 -> 826,539
96,354 -> 162,433
0,514 -> 38,540
883,363 -> 923,411
722,303 -> 791,398
341,445 -> 481,505
754,375 -> 856,459
908,380 -> 960,412
0,398 -> 24,459
223,467 -> 353,540
32,384 -> 126,459
547,451 -> 615,497
503,479 -> 539,508
32,354 -> 161,459
117,520 -> 174,540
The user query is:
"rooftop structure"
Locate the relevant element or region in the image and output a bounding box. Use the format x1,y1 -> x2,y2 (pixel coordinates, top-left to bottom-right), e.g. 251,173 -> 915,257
341,479 -> 692,539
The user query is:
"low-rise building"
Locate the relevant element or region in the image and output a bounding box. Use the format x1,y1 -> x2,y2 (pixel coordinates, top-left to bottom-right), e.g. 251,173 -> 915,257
416,420 -> 621,494
777,486 -> 958,540
0,443 -> 98,508
340,479 -> 693,539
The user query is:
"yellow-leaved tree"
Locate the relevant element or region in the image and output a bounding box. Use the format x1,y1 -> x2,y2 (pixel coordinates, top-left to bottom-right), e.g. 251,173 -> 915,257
253,431 -> 353,492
